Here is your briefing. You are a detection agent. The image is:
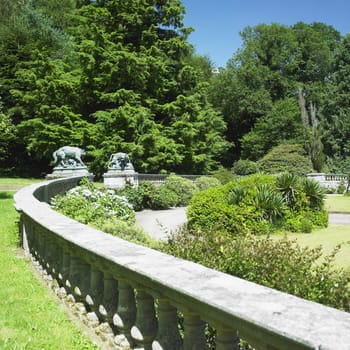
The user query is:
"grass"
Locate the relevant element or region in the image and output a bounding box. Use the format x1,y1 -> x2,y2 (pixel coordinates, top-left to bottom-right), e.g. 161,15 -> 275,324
286,225 -> 350,272
0,191 -> 99,350
325,194 -> 350,213
0,177 -> 43,191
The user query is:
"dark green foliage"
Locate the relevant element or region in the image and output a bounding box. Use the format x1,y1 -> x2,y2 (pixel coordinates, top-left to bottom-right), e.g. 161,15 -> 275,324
258,144 -> 314,176
188,173 -> 328,235
0,0 -> 230,176
241,98 -> 304,161
162,228 -> 350,311
231,159 -> 259,175
209,22 -> 341,166
0,101 -> 15,162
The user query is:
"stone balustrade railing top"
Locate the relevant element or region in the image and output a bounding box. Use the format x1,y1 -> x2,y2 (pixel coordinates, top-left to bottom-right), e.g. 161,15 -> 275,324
14,176 -> 350,349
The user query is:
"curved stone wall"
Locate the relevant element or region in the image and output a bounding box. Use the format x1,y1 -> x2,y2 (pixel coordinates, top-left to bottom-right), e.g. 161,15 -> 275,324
14,176 -> 350,349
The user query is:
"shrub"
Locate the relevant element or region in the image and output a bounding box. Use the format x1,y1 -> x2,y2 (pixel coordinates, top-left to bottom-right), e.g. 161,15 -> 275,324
163,175 -> 198,206
51,180 -> 135,225
187,175 -> 273,235
120,181 -> 156,211
195,176 -> 221,191
97,218 -> 159,247
149,186 -> 178,210
162,227 -> 350,311
254,184 -> 286,222
187,173 -> 328,236
301,177 -> 326,209
210,167 -> 236,184
232,159 -> 259,175
275,172 -> 299,207
258,144 -> 314,176
299,218 -> 313,233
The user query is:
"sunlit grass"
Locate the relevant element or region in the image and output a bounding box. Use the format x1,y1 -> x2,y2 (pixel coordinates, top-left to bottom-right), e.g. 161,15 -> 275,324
279,225 -> 350,272
325,194 -> 350,213
0,191 -> 99,350
0,177 -> 43,191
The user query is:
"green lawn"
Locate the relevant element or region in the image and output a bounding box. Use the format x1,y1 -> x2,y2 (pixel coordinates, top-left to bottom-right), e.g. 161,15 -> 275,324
325,194 -> 350,213
0,191 -> 99,350
0,177 -> 43,191
287,225 -> 350,272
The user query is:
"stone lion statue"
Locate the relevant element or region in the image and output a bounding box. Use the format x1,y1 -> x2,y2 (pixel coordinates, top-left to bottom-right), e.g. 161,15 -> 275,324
108,152 -> 134,171
53,146 -> 86,168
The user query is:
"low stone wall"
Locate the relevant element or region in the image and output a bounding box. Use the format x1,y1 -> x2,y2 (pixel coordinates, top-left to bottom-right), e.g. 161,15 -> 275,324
14,176 -> 350,349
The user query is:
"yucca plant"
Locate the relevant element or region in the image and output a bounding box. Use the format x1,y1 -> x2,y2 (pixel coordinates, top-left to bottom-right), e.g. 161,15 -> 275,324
255,184 -> 286,222
301,177 -> 326,209
227,184 -> 246,205
275,172 -> 299,207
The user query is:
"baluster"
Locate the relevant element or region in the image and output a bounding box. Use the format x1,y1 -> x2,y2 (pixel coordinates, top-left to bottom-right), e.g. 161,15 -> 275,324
215,328 -> 240,350
42,237 -> 56,285
131,289 -> 157,349
34,229 -> 44,270
86,266 -> 104,315
183,313 -> 207,350
52,244 -> 63,282
113,279 -> 136,346
60,250 -> 72,294
80,261 -> 91,303
24,220 -> 36,260
99,272 -> 118,324
20,216 -> 30,256
152,299 -> 183,350
69,256 -> 89,302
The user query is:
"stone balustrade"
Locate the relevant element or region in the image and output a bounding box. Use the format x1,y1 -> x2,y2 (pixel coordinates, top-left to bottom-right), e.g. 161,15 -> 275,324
307,173 -> 348,191
105,173 -> 203,188
14,176 -> 350,349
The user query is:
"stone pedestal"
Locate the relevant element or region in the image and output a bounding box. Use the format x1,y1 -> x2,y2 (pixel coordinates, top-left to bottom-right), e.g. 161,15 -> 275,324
103,170 -> 138,188
46,167 -> 93,180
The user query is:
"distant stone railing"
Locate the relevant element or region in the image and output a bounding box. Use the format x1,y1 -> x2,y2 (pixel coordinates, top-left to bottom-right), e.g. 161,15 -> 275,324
14,177 -> 350,349
137,174 -> 202,185
307,173 -> 348,190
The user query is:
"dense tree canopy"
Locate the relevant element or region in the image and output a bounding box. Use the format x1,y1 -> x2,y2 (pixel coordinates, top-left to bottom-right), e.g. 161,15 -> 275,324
0,0 -> 230,176
0,1 -> 350,176
209,22 -> 342,170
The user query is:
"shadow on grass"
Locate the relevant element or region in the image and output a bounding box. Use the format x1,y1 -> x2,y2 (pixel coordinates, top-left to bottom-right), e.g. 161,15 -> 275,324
0,191 -> 14,199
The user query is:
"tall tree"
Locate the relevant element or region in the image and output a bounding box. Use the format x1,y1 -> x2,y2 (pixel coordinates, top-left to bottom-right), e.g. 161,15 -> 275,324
321,34 -> 350,171
209,22 -> 340,165
64,0 -> 229,175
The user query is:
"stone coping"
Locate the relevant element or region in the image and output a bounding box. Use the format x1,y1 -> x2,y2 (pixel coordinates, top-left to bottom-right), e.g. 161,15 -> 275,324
14,176 -> 350,350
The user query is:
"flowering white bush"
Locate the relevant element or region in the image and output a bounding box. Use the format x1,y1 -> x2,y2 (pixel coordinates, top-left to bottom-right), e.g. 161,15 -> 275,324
51,180 -> 135,224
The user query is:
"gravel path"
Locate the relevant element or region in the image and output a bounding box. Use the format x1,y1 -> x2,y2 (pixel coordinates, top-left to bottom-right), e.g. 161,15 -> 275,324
135,207 -> 187,240
329,213 -> 350,225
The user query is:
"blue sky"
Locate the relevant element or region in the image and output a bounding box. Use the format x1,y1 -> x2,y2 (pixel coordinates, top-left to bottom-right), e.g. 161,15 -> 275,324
181,0 -> 350,67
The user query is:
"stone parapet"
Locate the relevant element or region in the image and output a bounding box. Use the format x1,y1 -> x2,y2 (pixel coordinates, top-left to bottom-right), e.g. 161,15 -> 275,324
14,177 -> 350,349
